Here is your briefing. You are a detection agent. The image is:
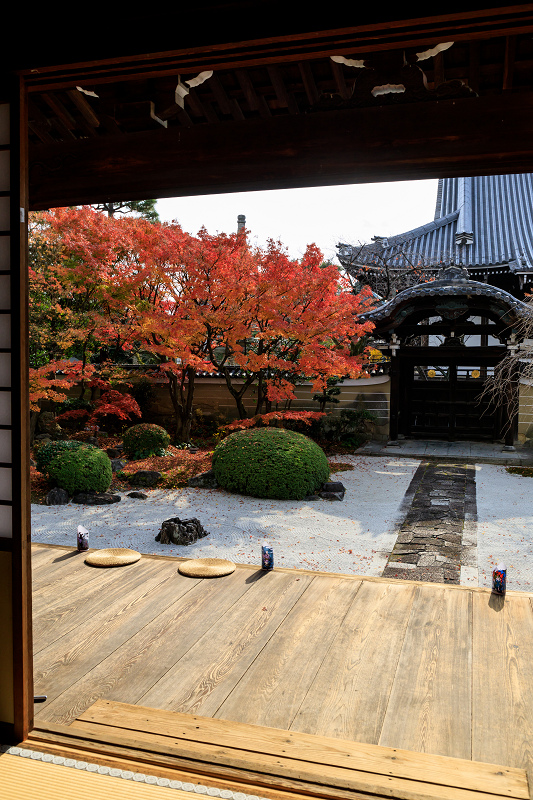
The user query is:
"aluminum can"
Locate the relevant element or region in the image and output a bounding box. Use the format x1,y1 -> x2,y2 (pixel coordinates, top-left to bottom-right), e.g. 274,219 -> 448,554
77,525 -> 89,552
492,563 -> 506,594
261,543 -> 274,571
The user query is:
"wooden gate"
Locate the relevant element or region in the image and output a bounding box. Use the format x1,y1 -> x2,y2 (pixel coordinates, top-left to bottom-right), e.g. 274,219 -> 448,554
399,354 -> 503,440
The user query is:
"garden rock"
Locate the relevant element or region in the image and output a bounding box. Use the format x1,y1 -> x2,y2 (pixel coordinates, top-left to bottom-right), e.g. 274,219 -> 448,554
156,516 -> 209,545
71,491 -> 121,505
110,458 -> 126,472
38,411 -> 63,438
127,470 -> 162,487
187,469 -> 218,489
319,481 -> 346,501
127,491 -> 148,499
46,487 -> 69,505
106,446 -> 124,459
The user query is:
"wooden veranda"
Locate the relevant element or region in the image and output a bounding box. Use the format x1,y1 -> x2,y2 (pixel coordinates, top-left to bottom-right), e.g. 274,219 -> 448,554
27,543 -> 533,798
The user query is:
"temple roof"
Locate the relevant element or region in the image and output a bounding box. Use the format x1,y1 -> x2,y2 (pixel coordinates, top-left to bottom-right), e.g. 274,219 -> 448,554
338,174 -> 533,274
361,266 -> 532,328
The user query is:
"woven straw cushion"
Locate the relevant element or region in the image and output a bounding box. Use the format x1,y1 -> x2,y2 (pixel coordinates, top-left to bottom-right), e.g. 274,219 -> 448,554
85,548 -> 142,567
178,558 -> 236,578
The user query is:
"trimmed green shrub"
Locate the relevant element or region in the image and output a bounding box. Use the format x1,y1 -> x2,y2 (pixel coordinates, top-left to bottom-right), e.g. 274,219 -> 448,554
212,427 -> 329,500
47,446 -> 112,495
35,439 -> 85,475
122,423 -> 170,460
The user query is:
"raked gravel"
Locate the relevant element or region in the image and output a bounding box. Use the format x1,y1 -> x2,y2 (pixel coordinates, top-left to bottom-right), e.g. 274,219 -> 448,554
474,463 -> 533,592
31,456 -> 420,576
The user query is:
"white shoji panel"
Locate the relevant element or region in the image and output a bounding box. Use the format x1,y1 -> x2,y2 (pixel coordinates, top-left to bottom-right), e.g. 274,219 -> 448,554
0,468 -> 12,501
0,105 -> 9,146
0,429 -> 12,462
0,354 -> 10,387
0,236 -> 8,269
0,276 -> 11,310
0,315 -> 10,349
0,197 -> 8,232
0,506 -> 12,537
0,392 -> 11,425
0,151 -> 9,192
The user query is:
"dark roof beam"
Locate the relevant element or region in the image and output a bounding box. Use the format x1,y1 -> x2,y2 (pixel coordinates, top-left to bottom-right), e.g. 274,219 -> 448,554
40,92 -> 77,140
503,35 -> 516,90
298,61 -> 320,105
267,65 -> 299,114
235,69 -> 271,118
67,89 -> 101,129
329,59 -> 351,99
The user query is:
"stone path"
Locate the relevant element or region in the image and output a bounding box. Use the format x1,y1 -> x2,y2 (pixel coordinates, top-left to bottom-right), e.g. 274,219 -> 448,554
382,461 -> 477,584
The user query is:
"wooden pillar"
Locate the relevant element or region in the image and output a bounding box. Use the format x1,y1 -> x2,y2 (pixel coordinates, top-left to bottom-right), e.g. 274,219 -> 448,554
504,360 -> 520,447
0,76 -> 32,743
389,354 -> 400,441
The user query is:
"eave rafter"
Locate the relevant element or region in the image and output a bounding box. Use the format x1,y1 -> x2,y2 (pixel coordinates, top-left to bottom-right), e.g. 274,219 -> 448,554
20,6 -> 533,92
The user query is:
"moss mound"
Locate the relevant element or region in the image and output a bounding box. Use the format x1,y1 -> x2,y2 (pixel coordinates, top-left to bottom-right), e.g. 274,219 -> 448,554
122,423 -> 170,460
48,446 -> 112,495
212,427 -> 329,500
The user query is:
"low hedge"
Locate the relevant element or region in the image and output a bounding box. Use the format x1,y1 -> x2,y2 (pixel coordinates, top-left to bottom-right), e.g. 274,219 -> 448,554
212,427 -> 329,500
122,423 -> 170,460
47,445 -> 112,495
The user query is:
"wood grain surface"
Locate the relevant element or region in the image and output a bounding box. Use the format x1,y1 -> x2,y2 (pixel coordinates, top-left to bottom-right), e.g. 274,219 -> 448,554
31,543 -> 533,792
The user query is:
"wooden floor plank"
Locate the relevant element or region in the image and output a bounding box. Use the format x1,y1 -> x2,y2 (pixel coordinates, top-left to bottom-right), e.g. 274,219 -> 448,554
34,569 -> 256,724
290,580 -> 416,744
472,592 -> 533,772
72,700 -> 529,799
30,543 -> 66,571
215,576 -> 361,729
33,558 -> 167,653
379,585 -> 472,760
32,555 -> 116,611
33,566 -> 200,706
31,545 -> 103,590
138,571 -> 312,717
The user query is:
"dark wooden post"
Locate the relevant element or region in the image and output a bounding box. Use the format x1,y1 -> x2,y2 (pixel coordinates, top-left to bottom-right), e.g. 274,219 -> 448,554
389,353 -> 401,441
504,360 -> 520,447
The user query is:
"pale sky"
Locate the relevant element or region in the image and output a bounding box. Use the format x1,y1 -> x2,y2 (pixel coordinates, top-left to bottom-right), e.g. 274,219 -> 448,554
156,179 -> 439,262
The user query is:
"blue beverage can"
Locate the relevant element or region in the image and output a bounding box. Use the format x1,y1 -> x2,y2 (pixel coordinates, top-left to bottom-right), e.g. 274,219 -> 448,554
492,563 -> 506,594
77,525 -> 89,552
261,543 -> 274,571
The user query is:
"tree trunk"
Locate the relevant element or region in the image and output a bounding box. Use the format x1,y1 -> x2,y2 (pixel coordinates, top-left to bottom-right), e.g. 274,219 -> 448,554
221,367 -> 255,419
167,365 -> 195,442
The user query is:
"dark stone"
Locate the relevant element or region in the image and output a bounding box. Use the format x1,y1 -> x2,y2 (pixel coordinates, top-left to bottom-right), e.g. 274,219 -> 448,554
319,480 -> 345,500
86,436 -> 98,446
106,446 -> 124,459
187,469 -> 218,489
188,445 -> 199,454
304,494 -> 321,501
34,434 -> 52,443
110,458 -> 126,472
127,491 -> 148,499
322,481 -> 346,493
156,516 -> 209,545
72,491 -> 121,505
319,491 -> 344,501
127,470 -> 162,487
46,487 -> 69,505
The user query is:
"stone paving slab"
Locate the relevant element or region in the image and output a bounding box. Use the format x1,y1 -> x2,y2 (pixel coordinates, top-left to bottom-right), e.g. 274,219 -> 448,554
359,439 -> 533,466
381,461 -> 477,584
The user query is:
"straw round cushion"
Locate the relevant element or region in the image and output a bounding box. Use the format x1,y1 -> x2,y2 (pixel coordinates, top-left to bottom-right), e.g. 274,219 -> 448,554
178,558 -> 236,578
85,548 -> 142,567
